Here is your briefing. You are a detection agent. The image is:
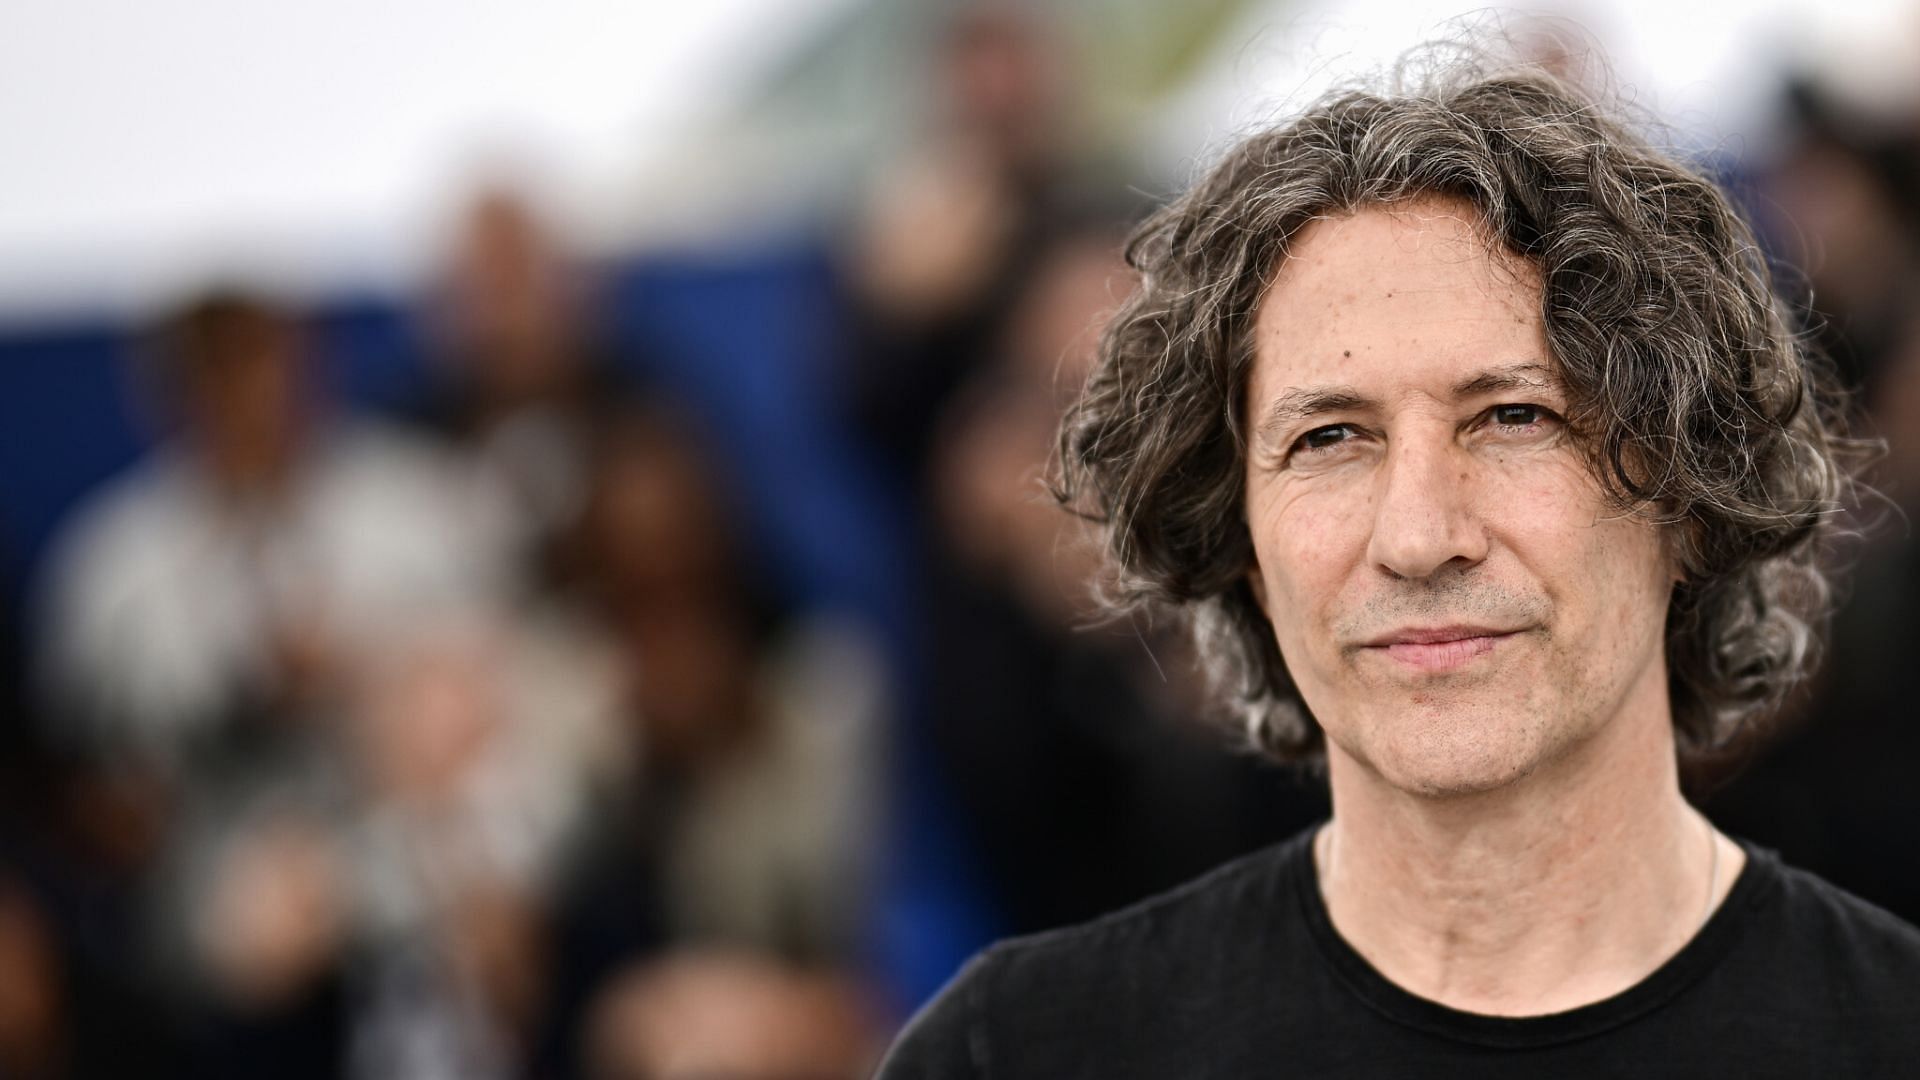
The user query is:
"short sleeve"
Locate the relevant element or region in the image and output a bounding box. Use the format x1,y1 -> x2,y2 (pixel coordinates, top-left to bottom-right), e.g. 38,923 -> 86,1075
873,950 -> 996,1078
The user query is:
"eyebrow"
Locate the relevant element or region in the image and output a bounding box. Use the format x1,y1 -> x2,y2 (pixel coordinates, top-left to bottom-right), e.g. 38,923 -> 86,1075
1450,362 -> 1557,399
1253,361 -> 1558,444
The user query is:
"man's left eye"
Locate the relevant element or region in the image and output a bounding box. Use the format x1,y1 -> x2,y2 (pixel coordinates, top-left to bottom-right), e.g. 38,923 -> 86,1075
1491,403 -> 1548,427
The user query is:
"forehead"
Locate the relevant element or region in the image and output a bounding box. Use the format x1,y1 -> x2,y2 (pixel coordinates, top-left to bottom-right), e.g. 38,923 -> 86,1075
1250,199 -> 1549,400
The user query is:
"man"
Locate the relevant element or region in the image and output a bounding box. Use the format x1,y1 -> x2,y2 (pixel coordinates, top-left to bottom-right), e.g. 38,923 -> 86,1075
37,291 -> 501,773
877,65 -> 1920,1077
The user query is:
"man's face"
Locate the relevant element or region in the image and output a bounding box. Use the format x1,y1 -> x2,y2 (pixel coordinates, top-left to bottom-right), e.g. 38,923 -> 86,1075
1242,198 -> 1677,797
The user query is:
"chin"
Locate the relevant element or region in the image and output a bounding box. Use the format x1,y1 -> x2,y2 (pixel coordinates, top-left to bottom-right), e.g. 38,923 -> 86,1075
1342,701 -> 1556,799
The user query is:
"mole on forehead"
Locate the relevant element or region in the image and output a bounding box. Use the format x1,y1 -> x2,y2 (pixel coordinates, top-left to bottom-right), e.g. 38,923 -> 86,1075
1299,248 -> 1550,344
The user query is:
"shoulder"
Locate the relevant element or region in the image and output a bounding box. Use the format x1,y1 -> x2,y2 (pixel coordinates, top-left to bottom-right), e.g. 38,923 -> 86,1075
875,832 -> 1314,1078
1747,847 -> 1920,986
37,452 -> 197,603
1714,841 -> 1920,1062
873,950 -> 993,1079
49,452 -> 192,549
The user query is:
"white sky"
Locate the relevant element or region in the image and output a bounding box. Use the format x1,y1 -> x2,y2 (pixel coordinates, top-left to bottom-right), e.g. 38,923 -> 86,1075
0,0 -> 845,319
0,0 -> 1913,321
1155,0 -> 1920,180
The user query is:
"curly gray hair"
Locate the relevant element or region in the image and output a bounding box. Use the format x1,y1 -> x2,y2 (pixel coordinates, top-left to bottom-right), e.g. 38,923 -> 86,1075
1055,64 -> 1865,762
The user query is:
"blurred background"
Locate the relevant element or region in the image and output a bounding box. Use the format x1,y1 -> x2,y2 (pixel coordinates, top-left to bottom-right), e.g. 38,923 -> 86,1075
2,0 -> 1919,1076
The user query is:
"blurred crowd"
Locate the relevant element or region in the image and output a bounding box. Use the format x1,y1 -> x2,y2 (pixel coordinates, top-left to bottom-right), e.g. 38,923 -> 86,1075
1,7 -> 1919,1079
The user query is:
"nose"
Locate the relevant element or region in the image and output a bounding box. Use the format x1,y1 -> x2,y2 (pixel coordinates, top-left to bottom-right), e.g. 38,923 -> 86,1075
1366,436 -> 1488,580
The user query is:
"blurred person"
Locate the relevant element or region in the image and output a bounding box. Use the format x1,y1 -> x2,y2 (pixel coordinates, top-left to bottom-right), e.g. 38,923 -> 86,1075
33,289 -> 503,781
1701,79 -> 1920,924
336,605 -> 627,1080
151,611 -> 569,1080
844,4 -> 1118,479
840,5 -> 1138,999
883,62 -> 1919,1076
580,949 -> 881,1080
159,601 -> 619,1080
120,596 -> 618,1080
534,403 -> 885,1075
552,405 -> 882,958
413,185 -> 637,575
29,288 -> 511,1076
923,232 -> 1325,936
1750,80 -> 1920,396
931,235 -> 1113,626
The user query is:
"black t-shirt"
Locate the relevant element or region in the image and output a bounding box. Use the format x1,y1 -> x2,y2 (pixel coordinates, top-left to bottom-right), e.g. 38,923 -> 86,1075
877,826 -> 1920,1077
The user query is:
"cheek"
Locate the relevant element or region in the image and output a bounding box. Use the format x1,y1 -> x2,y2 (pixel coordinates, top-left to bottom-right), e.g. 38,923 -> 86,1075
1496,468 -> 1672,640
1248,484 -> 1375,640
1586,521 -> 1674,625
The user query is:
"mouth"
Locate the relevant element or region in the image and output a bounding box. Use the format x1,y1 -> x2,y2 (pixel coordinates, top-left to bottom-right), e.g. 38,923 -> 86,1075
1358,625 -> 1526,673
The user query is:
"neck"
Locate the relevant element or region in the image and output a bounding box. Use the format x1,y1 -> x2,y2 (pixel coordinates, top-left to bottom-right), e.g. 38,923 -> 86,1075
1316,687 -> 1742,1016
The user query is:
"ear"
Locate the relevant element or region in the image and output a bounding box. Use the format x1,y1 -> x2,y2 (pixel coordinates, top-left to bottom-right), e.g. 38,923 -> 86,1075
1657,520 -> 1690,588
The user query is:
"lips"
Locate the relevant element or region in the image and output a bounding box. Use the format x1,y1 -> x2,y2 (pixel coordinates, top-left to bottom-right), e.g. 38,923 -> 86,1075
1359,626 -> 1524,673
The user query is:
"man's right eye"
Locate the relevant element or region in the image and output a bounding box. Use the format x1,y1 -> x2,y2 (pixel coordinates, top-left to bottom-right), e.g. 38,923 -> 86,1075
1295,424 -> 1354,454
